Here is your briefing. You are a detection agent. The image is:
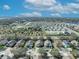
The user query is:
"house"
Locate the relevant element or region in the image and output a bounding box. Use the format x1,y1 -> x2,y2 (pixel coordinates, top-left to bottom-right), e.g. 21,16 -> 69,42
44,40 -> 52,48
35,40 -> 44,48
24,40 -> 34,49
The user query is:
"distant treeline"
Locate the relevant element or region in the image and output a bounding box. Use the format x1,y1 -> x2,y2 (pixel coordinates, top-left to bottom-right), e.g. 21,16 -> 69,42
0,17 -> 79,25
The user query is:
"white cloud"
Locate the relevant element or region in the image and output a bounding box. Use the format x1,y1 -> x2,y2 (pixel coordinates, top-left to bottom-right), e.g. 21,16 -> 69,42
48,3 -> 79,14
24,0 -> 57,10
24,0 -> 79,14
0,18 -> 5,19
72,11 -> 78,14
3,5 -> 10,10
51,13 -> 62,17
26,0 -> 56,6
20,12 -> 42,17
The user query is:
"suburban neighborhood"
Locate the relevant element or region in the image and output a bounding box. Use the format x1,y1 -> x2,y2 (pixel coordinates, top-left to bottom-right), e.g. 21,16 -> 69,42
0,20 -> 79,59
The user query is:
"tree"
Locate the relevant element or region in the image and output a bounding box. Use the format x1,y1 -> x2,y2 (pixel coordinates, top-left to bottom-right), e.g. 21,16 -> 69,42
38,48 -> 47,56
50,48 -> 59,56
76,37 -> 79,42
11,47 -> 27,58
50,48 -> 62,59
71,49 -> 78,59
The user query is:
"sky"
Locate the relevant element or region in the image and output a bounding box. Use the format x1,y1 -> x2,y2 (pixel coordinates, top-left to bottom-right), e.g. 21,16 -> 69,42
0,0 -> 79,18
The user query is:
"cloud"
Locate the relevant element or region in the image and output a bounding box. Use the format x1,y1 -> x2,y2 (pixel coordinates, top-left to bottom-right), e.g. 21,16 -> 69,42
51,13 -> 62,17
3,5 -> 10,10
0,18 -> 5,19
24,0 -> 79,14
48,3 -> 79,14
19,12 -> 42,17
24,0 -> 57,10
26,0 -> 56,6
